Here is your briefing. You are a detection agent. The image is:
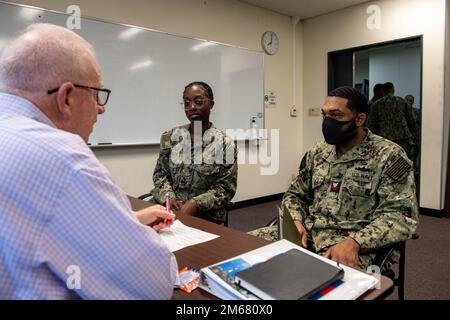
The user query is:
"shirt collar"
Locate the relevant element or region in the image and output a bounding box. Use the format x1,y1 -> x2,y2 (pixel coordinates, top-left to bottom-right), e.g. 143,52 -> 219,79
0,92 -> 56,128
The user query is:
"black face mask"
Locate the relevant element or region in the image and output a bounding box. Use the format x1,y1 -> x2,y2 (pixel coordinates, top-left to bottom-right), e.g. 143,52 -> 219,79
322,116 -> 358,145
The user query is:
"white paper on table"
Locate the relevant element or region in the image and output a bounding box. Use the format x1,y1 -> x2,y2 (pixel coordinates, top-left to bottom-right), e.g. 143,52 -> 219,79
158,220 -> 219,252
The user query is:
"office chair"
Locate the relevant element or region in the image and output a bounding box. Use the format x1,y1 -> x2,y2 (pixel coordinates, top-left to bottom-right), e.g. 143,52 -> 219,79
224,202 -> 234,227
138,192 -> 153,201
372,241 -> 405,300
137,192 -> 232,227
373,233 -> 419,300
266,216 -> 278,227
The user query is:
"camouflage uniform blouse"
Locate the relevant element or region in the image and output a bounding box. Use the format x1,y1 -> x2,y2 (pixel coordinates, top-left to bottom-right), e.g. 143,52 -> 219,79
152,124 -> 237,223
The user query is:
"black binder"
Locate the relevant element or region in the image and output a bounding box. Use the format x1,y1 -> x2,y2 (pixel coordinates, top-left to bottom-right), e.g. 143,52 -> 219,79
235,248 -> 344,300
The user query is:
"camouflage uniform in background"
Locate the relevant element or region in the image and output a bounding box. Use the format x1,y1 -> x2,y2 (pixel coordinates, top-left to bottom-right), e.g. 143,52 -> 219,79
411,107 -> 421,178
412,108 -> 421,128
411,107 -> 421,148
249,130 -> 419,269
152,123 -> 237,224
367,96 -> 381,113
367,95 -> 417,161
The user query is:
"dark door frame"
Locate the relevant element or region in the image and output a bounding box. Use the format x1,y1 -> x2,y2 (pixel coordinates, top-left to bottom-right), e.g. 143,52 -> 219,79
328,35 -> 423,94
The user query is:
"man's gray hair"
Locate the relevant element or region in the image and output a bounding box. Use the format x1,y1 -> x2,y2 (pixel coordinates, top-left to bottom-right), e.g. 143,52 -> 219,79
0,23 -> 97,94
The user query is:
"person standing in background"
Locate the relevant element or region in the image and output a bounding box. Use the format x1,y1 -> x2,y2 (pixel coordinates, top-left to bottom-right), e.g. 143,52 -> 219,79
367,82 -> 416,161
405,94 -> 421,182
368,83 -> 384,111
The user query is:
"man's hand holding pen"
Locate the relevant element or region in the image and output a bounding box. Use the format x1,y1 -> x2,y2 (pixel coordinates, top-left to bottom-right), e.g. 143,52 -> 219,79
134,205 -> 176,232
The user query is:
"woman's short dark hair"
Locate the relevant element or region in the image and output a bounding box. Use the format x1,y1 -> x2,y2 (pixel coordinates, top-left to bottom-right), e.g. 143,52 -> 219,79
184,81 -> 214,101
328,86 -> 369,115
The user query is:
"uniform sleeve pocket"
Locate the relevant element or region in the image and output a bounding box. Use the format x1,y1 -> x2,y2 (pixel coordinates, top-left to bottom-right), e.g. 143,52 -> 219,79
344,168 -> 373,197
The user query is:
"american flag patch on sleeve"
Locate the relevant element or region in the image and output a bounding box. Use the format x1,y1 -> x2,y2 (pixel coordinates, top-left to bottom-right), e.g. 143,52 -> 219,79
386,157 -> 411,182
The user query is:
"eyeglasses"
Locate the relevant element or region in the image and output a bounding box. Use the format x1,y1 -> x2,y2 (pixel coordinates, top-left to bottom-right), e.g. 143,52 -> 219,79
48,84 -> 111,106
181,98 -> 212,110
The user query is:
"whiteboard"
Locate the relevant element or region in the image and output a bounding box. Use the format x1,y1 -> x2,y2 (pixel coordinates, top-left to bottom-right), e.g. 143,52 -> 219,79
0,1 -> 265,146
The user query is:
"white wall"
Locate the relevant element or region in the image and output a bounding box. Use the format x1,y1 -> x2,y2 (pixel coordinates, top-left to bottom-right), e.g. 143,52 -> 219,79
302,0 -> 446,209
10,0 -> 448,209
369,45 -> 421,104
14,0 -> 303,201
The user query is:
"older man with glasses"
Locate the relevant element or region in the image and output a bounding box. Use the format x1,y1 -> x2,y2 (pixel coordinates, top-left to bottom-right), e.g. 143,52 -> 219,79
0,24 -> 177,299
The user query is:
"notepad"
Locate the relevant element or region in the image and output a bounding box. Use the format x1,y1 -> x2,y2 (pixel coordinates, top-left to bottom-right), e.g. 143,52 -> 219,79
234,248 -> 344,300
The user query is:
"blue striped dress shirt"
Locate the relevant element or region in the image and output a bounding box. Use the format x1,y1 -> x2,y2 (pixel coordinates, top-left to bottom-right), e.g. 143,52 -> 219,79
0,93 -> 178,299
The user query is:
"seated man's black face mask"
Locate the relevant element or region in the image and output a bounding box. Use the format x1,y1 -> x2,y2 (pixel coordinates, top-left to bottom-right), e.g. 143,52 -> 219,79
322,116 -> 358,145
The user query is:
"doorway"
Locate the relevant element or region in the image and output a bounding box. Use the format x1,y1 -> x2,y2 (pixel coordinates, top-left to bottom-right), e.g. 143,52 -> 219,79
328,37 -> 423,198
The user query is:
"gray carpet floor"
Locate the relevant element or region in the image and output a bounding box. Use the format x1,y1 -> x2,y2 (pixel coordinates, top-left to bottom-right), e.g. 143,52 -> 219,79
228,200 -> 450,300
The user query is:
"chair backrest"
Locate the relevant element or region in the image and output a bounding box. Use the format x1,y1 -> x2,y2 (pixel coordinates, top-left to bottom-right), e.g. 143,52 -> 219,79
223,202 -> 235,227
277,206 -> 300,244
373,240 -> 408,300
138,192 -> 154,201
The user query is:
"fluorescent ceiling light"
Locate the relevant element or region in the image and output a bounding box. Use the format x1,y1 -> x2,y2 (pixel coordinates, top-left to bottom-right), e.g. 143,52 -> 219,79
119,28 -> 142,40
20,8 -> 41,20
129,60 -> 153,71
191,42 -> 216,52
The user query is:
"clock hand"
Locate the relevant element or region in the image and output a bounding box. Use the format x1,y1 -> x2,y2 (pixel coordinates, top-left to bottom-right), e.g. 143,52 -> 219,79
268,34 -> 273,45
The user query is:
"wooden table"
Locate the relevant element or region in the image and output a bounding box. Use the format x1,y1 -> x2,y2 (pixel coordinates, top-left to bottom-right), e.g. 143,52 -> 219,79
129,196 -> 394,300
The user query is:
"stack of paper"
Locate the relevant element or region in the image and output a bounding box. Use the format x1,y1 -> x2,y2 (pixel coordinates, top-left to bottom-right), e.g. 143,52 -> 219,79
158,220 -> 219,252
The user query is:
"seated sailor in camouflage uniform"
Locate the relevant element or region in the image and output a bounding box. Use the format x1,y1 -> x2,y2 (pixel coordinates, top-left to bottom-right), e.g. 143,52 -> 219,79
249,87 -> 418,270
152,82 -> 237,224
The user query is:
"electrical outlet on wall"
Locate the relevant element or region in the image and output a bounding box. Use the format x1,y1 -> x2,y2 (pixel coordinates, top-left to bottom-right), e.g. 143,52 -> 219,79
308,107 -> 321,117
290,105 -> 297,117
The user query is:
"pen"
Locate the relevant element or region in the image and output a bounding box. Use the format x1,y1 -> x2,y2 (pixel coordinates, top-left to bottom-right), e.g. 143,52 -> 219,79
165,193 -> 174,227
